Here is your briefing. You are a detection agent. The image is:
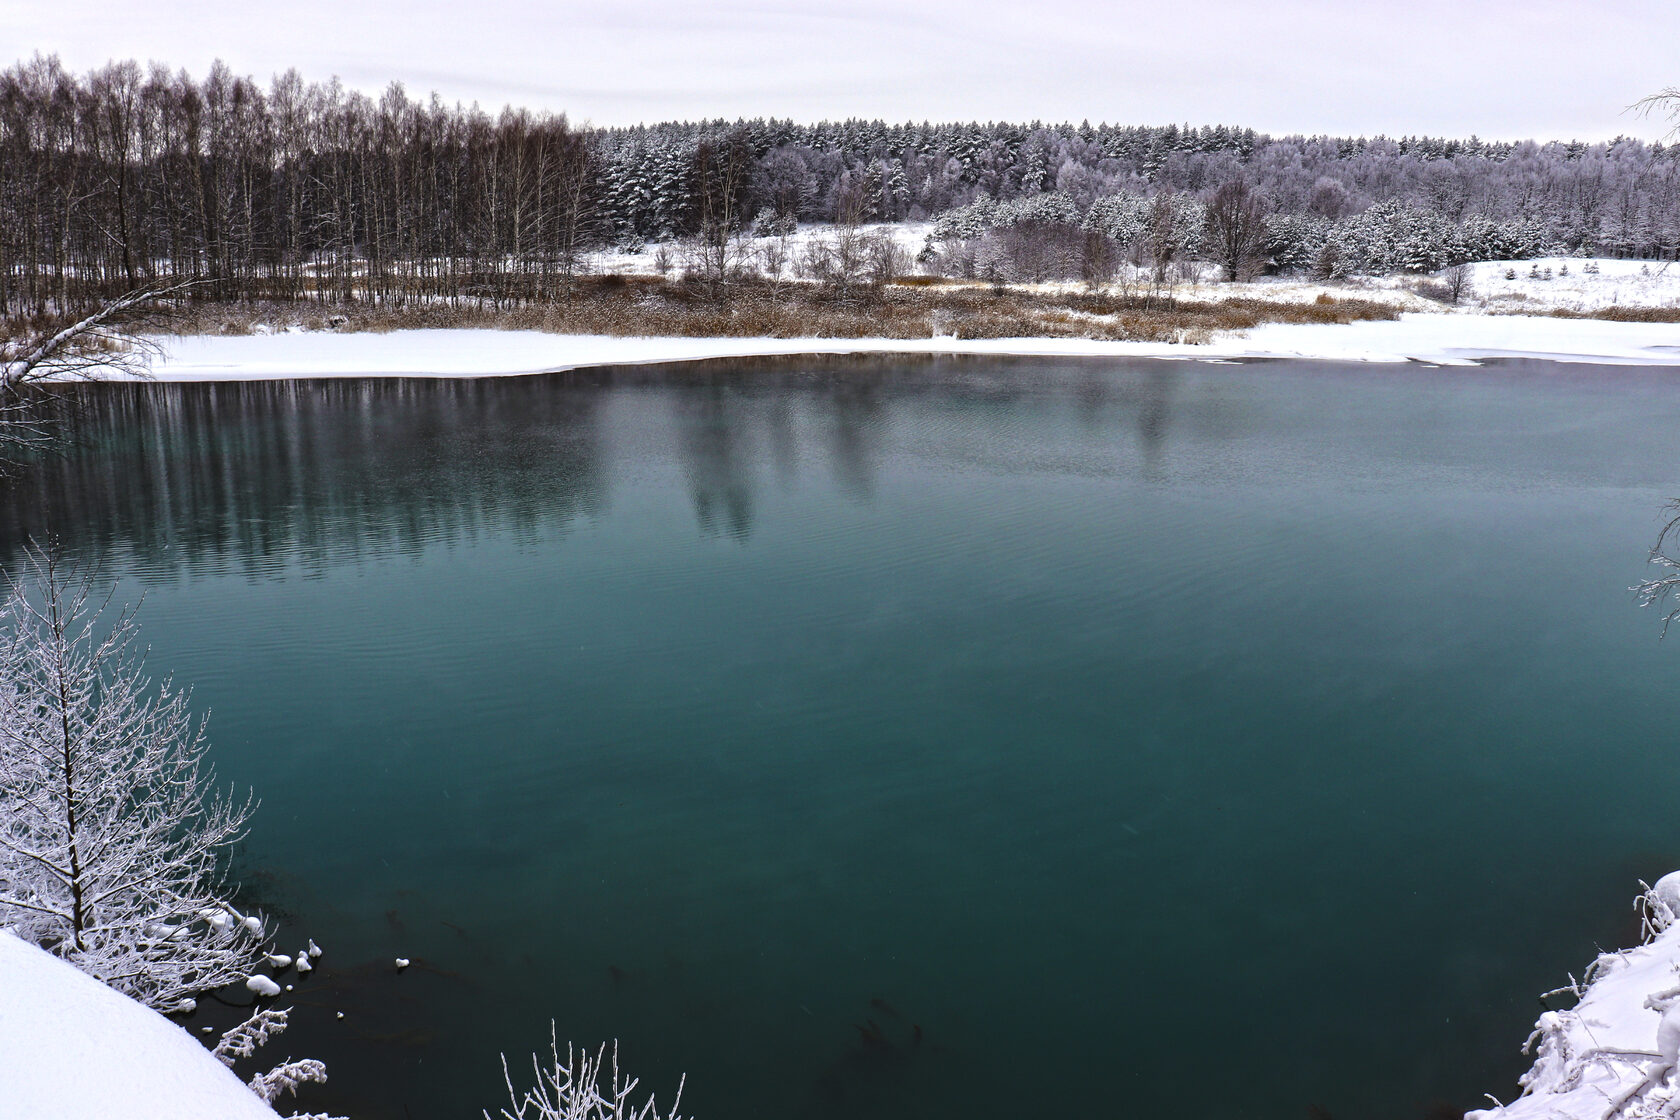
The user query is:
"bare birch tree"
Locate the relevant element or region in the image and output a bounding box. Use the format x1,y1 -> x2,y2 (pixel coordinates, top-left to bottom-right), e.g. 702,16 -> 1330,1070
0,285 -> 177,477
0,546 -> 267,1010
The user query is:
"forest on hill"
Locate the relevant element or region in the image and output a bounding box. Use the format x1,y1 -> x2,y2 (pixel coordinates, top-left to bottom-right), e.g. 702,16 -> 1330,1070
4,55 -> 1678,313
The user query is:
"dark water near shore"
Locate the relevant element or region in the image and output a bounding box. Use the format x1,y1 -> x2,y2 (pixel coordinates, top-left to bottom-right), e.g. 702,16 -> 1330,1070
2,356 -> 1678,1120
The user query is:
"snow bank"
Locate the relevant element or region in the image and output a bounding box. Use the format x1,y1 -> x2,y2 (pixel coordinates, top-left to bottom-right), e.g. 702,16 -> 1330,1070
0,930 -> 278,1120
140,314 -> 1680,382
1473,876 -> 1680,1120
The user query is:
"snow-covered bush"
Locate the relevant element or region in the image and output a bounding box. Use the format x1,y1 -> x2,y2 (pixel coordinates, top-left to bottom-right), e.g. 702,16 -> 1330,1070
0,547 -> 267,1010
749,207 -> 796,238
490,1028 -> 686,1120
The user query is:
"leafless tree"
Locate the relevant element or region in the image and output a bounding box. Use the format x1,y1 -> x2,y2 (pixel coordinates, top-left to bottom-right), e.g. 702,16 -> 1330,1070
865,230 -> 910,286
0,546 -> 267,1010
1081,230 -> 1120,289
1205,179 -> 1268,282
687,128 -> 752,299
757,231 -> 796,299
801,184 -> 876,302
1442,261 -> 1474,304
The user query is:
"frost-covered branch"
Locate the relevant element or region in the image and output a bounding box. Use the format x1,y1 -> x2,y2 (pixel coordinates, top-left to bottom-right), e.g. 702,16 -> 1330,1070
0,285 -> 191,477
214,1008 -> 290,1067
1632,89 -> 1680,138
488,1027 -> 686,1120
1634,502 -> 1680,638
248,1058 -> 329,1104
0,285 -> 181,393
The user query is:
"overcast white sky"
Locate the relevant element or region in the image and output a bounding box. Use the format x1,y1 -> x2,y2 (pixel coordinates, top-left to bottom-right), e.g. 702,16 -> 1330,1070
2,0 -> 1673,140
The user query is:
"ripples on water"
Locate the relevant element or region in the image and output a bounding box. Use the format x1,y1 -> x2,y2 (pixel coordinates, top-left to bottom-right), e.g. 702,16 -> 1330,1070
2,356 -> 1678,1120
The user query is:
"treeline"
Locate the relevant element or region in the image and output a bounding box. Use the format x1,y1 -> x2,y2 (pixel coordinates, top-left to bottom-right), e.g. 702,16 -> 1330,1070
5,54 -> 1680,314
0,56 -> 597,312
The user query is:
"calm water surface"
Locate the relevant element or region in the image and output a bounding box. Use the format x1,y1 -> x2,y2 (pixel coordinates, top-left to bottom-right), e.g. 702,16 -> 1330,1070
2,356 -> 1677,1120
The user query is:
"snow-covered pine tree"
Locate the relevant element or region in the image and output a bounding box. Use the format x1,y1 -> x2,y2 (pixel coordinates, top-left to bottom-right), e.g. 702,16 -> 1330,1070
0,547 -> 266,1010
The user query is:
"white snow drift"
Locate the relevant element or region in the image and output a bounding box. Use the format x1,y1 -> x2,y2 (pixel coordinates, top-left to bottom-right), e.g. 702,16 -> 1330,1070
0,930 -> 278,1120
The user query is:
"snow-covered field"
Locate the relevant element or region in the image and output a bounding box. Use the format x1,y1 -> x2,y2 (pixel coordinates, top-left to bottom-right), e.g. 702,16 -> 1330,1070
1465,258 -> 1680,313
585,220 -> 1680,316
140,313 -> 1680,382
1199,258 -> 1680,314
0,930 -> 278,1120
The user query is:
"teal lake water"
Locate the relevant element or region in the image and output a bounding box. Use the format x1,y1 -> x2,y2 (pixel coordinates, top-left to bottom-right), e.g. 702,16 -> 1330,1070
1,356 -> 1678,1119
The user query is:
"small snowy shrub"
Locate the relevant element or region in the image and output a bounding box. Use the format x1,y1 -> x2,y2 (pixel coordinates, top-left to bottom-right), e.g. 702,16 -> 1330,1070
489,1027 -> 686,1120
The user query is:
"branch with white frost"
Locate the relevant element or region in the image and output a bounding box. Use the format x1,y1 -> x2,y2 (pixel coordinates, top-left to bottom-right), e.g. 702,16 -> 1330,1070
489,1027 -> 687,1120
1635,502 -> 1680,637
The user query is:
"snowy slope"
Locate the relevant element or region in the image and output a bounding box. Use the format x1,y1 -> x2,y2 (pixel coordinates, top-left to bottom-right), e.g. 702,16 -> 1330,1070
138,314 -> 1680,382
1475,875 -> 1680,1120
0,930 -> 278,1120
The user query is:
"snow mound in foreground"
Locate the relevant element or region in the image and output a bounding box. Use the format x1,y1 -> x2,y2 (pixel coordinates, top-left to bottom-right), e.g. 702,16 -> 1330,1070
0,930 -> 278,1120
1474,874 -> 1680,1120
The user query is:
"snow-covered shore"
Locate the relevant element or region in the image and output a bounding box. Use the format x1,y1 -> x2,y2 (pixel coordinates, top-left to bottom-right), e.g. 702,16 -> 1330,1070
1474,875 -> 1680,1120
0,931 -> 278,1120
139,313 -> 1680,382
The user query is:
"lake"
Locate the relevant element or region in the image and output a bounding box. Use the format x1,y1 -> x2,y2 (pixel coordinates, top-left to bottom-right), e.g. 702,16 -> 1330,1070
1,355 -> 1677,1120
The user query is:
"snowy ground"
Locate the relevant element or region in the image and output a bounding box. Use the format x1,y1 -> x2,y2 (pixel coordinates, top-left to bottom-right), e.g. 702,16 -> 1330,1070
1474,875 -> 1680,1120
0,930 -> 278,1120
1463,258 -> 1680,313
1200,258 -> 1680,314
584,221 -> 1680,315
139,313 -> 1680,382
583,220 -> 935,278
